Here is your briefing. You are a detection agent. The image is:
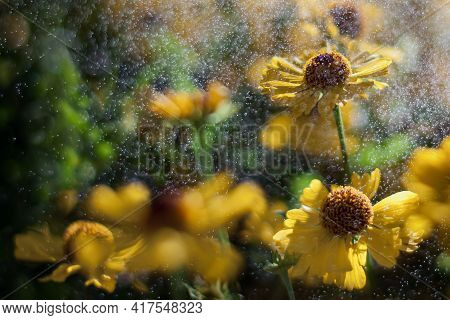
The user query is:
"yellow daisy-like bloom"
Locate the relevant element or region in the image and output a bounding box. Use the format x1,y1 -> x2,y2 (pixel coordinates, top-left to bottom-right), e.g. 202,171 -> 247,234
260,101 -> 359,156
259,48 -> 391,116
403,137 -> 450,251
274,168 -> 424,290
148,82 -> 230,120
14,221 -> 142,293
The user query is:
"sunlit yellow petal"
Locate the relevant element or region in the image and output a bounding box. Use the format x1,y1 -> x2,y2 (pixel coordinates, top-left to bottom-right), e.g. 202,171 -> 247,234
351,168 -> 381,199
351,57 -> 392,78
300,179 -> 329,210
373,191 -> 419,227
366,227 -> 402,268
39,264 -> 81,283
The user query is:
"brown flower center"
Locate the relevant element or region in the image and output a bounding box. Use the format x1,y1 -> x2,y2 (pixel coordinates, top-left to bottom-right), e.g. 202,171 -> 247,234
329,4 -> 361,39
304,52 -> 351,89
321,186 -> 373,236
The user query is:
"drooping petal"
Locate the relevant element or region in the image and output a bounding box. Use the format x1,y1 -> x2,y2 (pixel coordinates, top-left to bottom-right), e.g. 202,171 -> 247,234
39,264 -> 81,283
106,237 -> 146,273
186,235 -> 243,283
365,227 -> 402,268
14,224 -> 64,263
323,242 -> 367,290
273,229 -> 293,254
85,273 -> 116,293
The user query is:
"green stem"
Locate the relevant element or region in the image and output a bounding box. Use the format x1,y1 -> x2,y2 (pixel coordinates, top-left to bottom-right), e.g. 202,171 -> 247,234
217,227 -> 230,248
279,267 -> 295,300
333,104 -> 350,178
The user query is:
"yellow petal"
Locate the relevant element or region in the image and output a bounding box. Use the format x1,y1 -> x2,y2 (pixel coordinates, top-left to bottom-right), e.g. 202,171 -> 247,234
351,168 -> 381,199
267,56 -> 304,75
351,57 -> 392,78
273,228 -> 293,254
286,208 -> 319,225
287,224 -> 325,256
85,274 -> 116,293
260,114 -> 293,150
323,242 -> 367,290
366,227 -> 402,268
127,229 -> 189,272
84,185 -> 125,221
400,214 -> 430,252
14,224 -> 64,263
373,191 -> 419,227
300,179 -> 329,210
186,236 -> 243,283
39,263 -> 81,283
325,237 -> 352,272
197,173 -> 233,199
106,237 -> 145,272
343,248 -> 367,290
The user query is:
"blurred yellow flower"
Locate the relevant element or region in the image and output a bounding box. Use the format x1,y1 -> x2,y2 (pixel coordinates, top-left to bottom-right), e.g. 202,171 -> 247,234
287,0 -> 403,63
274,168 -> 424,290
290,0 -> 381,43
148,82 -> 230,120
84,174 -> 266,284
403,137 -> 450,251
84,182 -> 151,225
260,101 -> 359,156
259,48 -> 391,116
177,173 -> 268,233
14,221 -> 142,293
240,201 -> 287,247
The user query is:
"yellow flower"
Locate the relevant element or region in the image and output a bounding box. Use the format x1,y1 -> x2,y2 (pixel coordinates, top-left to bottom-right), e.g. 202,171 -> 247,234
241,201 -> 287,247
403,137 -> 450,251
14,221 -> 142,293
273,168 -> 423,290
289,0 -> 384,45
84,182 -> 151,225
259,48 -> 391,116
177,173 -> 268,233
287,0 -> 403,63
128,228 -> 242,284
148,82 -> 230,120
85,174 -> 264,284
260,101 -> 359,156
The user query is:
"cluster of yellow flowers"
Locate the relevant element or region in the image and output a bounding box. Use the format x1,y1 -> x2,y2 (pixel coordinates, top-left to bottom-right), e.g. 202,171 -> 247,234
15,174 -> 275,293
254,0 -> 447,292
12,0 -> 448,296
